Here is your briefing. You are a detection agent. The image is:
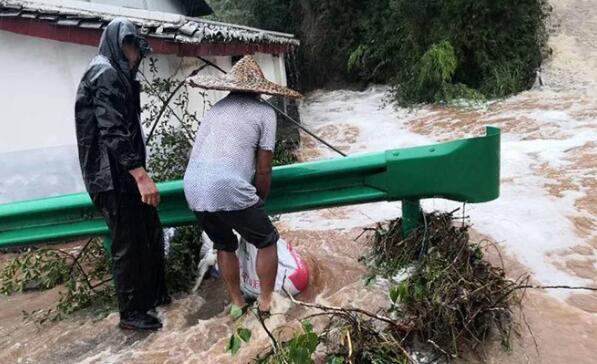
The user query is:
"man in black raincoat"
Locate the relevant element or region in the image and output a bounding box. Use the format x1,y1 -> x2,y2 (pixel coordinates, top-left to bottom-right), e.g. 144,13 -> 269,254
75,18 -> 169,331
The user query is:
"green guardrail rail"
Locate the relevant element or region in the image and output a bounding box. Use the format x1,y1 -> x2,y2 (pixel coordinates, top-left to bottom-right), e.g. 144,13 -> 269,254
0,127 -> 500,249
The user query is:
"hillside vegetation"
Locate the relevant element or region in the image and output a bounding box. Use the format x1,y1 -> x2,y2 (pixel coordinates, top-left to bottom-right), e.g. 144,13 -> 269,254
208,0 -> 550,104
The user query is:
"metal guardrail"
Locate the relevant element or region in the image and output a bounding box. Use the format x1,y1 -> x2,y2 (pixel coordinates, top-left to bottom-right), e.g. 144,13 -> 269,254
0,127 -> 500,248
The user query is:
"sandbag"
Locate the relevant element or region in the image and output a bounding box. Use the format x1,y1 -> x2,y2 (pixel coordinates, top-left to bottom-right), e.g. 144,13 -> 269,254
238,236 -> 309,298
200,232 -> 309,298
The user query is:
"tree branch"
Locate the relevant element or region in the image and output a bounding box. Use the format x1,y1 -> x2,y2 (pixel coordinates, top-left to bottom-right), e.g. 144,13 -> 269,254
516,285 -> 597,291
282,287 -> 413,333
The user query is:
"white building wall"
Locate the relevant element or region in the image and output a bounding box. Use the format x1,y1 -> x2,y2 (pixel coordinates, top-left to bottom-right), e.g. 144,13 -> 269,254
0,30 -> 288,203
254,53 -> 287,87
0,30 -> 91,154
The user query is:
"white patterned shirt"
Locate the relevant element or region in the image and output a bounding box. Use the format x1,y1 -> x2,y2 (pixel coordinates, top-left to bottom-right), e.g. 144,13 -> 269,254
183,93 -> 277,212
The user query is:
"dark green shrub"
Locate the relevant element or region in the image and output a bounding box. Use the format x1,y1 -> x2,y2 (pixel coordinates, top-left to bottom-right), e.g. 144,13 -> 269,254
350,0 -> 551,104
207,0 -> 550,103
164,225 -> 203,293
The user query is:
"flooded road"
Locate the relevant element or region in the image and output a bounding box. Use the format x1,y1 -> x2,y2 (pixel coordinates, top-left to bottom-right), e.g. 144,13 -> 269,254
0,228 -> 388,364
1,0 -> 596,362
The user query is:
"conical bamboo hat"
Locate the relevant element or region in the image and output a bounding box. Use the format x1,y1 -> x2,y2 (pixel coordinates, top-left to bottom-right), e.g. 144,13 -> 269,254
187,55 -> 302,98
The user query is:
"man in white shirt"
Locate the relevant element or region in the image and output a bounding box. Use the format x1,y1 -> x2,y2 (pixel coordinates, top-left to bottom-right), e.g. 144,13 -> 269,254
184,56 -> 302,315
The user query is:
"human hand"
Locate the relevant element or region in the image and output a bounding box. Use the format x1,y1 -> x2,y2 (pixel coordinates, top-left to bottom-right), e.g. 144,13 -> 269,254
129,167 -> 160,207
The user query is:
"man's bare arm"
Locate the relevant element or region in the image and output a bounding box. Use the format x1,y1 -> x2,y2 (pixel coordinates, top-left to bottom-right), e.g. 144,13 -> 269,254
255,149 -> 274,200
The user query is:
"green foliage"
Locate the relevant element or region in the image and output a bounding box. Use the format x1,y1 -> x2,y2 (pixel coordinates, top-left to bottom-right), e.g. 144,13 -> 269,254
287,321 -> 319,363
0,239 -> 116,323
258,320 -> 319,364
164,225 -> 203,293
349,0 -> 550,104
226,306 -> 253,356
207,0 -> 300,34
480,61 -> 529,98
228,333 -> 242,355
247,0 -> 301,35
228,327 -> 253,355
53,275 -> 116,321
238,327 -> 252,342
417,41 -> 457,91
273,139 -> 298,166
207,0 -> 550,103
205,0 -> 255,26
141,57 -> 202,182
207,0 -> 360,88
358,351 -> 410,364
366,212 -> 518,358
398,40 -> 465,103
230,304 -> 244,320
0,249 -> 70,294
326,356 -> 345,364
390,277 -> 426,306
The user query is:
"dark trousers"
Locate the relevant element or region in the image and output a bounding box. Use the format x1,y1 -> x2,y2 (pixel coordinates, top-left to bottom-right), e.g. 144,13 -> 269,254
194,200 -> 279,252
91,190 -> 168,315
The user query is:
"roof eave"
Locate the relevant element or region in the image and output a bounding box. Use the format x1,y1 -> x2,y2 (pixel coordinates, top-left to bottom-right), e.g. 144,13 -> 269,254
0,0 -> 300,49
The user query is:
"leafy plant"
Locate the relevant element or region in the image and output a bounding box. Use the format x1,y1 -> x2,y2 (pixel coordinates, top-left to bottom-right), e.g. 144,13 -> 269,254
396,40 -> 484,104
326,356 -> 345,364
273,139 -> 299,166
366,212 -> 520,359
356,0 -> 550,104
228,326 -> 253,355
140,57 -> 203,182
0,238 -> 116,323
0,248 -> 71,294
226,304 -> 253,356
164,225 -> 203,293
257,320 -> 319,364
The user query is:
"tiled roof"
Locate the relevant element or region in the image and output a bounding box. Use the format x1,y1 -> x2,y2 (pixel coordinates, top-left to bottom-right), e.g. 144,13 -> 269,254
0,0 -> 299,47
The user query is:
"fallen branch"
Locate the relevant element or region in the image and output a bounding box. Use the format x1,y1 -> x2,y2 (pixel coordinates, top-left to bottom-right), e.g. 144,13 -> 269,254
47,248 -> 95,291
144,63 -> 208,145
90,278 -> 112,290
516,285 -> 597,291
68,238 -> 94,275
252,308 -> 279,351
138,71 -> 195,146
427,339 -> 456,359
282,287 -> 413,333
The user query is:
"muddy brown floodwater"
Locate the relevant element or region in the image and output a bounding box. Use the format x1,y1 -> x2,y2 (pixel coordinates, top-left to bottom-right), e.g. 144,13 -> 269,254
1,225 -> 594,364
0,227 -> 389,364
457,232 -> 597,364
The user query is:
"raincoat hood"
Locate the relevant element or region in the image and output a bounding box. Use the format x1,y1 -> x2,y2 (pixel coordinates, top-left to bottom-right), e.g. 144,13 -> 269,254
98,18 -> 150,78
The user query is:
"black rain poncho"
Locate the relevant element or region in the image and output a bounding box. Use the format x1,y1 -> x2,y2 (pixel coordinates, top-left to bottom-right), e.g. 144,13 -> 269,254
75,17 -> 146,193
74,18 -> 168,315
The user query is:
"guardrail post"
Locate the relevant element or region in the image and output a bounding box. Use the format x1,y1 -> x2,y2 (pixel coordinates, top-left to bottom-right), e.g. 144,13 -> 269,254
401,199 -> 423,237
